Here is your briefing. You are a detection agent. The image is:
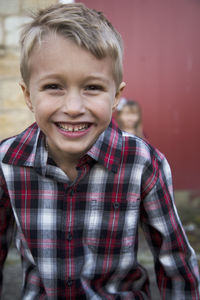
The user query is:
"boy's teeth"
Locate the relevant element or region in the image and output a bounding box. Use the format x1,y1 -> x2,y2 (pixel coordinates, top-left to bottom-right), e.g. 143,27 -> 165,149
57,123 -> 89,132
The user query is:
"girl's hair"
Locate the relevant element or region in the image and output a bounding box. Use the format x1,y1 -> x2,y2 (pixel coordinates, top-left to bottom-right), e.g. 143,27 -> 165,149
20,2 -> 123,87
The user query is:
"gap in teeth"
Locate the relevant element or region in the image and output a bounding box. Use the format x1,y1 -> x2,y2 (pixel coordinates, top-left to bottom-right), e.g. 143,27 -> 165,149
58,123 -> 89,132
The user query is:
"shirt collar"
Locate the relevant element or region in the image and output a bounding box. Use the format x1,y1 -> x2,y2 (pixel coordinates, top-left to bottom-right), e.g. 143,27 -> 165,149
88,121 -> 122,173
2,120 -> 122,174
2,123 -> 48,176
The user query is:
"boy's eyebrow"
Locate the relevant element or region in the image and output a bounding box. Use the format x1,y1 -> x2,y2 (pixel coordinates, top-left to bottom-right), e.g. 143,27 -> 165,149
82,74 -> 111,84
36,73 -> 66,82
36,73 -> 111,85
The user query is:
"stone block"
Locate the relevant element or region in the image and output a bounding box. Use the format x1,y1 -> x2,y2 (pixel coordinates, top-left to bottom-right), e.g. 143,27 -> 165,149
22,0 -> 58,12
0,79 -> 26,110
0,19 -> 3,44
0,0 -> 20,15
5,16 -> 31,47
59,0 -> 74,3
0,109 -> 34,140
0,54 -> 20,78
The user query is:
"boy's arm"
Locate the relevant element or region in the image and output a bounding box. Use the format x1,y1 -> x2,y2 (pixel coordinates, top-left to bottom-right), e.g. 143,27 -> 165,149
0,172 -> 14,295
141,156 -> 200,300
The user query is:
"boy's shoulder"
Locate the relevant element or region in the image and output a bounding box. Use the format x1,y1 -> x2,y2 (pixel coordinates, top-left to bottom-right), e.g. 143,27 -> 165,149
0,123 -> 40,165
121,130 -> 165,166
121,131 -> 172,197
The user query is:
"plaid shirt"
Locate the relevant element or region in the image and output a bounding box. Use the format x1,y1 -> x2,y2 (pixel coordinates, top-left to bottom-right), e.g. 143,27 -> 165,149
0,121 -> 199,300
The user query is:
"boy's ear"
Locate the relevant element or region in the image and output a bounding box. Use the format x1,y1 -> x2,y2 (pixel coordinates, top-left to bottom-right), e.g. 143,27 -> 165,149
112,82 -> 126,112
19,81 -> 34,112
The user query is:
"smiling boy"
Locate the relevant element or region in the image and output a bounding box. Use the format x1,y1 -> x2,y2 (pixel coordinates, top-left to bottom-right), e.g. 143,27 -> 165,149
0,3 -> 199,299
21,33 -> 124,181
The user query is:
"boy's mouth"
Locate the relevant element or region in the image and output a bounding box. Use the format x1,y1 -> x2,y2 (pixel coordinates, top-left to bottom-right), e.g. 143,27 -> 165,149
56,122 -> 91,132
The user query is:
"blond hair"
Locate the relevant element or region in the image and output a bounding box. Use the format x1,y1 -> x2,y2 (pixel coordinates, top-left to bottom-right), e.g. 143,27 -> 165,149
20,2 -> 123,87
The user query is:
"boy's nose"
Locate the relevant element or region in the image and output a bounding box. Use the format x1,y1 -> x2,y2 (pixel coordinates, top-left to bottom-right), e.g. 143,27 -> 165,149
62,90 -> 85,117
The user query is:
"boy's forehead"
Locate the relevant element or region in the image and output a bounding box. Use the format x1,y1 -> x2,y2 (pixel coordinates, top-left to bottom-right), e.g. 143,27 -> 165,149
29,33 -> 102,64
20,4 -> 123,88
28,34 -> 115,85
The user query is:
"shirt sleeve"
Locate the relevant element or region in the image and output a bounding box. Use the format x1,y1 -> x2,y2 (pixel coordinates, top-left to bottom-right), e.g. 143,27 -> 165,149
140,155 -> 200,299
0,171 -> 14,294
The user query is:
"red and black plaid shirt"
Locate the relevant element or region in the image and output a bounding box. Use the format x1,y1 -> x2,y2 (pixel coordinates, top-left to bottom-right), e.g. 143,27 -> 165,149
0,121 -> 199,299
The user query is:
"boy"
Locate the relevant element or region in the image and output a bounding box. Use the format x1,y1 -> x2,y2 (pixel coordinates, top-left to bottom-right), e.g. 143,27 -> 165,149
0,2 -> 199,299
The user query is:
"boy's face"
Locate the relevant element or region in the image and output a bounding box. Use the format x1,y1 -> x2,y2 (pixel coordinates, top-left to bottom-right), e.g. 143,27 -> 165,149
21,34 -> 125,164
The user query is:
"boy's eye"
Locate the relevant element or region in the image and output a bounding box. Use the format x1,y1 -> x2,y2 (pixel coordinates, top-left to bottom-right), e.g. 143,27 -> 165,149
43,84 -> 62,90
85,85 -> 103,91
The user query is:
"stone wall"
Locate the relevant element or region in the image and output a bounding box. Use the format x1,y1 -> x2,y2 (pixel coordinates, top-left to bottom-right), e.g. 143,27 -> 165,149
0,0 -> 59,140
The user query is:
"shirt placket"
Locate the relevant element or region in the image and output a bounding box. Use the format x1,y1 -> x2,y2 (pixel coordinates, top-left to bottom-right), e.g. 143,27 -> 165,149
62,163 -> 90,298
63,186 -> 75,297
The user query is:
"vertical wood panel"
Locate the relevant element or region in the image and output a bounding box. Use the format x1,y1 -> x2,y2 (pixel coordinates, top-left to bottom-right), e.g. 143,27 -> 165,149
82,0 -> 200,189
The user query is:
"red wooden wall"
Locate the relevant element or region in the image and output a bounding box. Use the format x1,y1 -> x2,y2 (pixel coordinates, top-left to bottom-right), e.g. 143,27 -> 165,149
82,0 -> 200,190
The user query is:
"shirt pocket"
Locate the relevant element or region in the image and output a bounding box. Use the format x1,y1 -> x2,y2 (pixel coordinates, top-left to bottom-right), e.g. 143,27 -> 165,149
83,196 -> 140,255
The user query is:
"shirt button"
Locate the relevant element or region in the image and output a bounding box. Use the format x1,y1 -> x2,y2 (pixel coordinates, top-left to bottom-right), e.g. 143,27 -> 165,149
67,232 -> 72,241
113,202 -> 120,209
76,185 -> 80,192
66,278 -> 73,287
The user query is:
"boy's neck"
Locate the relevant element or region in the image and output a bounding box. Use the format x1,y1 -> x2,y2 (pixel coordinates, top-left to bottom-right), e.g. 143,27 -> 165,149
61,165 -> 78,181
52,155 -> 78,181
46,142 -> 79,181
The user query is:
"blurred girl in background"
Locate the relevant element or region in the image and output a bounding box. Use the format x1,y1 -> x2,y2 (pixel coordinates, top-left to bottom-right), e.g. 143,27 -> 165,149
116,98 -> 145,139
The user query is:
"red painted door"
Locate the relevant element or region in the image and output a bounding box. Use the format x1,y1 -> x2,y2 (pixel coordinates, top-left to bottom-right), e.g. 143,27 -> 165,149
82,0 -> 200,189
